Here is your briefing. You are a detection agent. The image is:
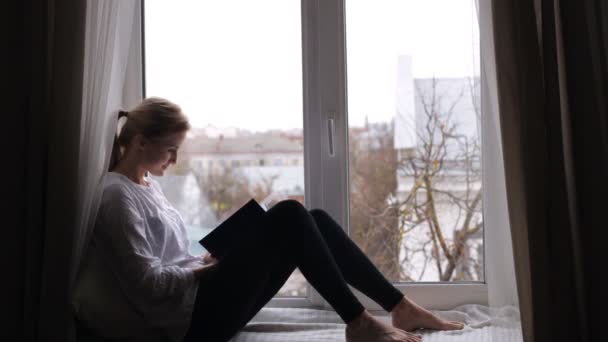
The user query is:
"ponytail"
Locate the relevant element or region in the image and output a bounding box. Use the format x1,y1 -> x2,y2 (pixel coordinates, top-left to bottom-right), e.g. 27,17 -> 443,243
108,110 -> 128,172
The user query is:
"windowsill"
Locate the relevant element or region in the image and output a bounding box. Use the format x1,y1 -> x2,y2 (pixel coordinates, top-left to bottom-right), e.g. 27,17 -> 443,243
267,283 -> 488,311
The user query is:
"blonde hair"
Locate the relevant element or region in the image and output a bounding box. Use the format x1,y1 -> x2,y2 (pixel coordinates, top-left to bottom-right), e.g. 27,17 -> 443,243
109,97 -> 191,171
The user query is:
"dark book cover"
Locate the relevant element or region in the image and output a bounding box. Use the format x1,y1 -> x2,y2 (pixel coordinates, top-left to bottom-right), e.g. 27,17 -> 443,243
198,199 -> 267,259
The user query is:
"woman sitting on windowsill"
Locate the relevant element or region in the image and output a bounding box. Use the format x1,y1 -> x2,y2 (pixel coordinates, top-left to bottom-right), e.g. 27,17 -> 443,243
90,97 -> 464,342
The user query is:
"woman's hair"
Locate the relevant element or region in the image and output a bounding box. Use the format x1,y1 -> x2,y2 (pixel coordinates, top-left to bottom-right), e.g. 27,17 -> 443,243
108,97 -> 191,171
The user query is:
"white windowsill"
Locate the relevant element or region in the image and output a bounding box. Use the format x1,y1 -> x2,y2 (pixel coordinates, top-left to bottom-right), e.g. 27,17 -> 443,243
267,283 -> 487,312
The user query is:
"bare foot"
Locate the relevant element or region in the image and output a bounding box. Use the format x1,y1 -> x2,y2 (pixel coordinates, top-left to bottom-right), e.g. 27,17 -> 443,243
346,310 -> 422,342
391,297 -> 464,332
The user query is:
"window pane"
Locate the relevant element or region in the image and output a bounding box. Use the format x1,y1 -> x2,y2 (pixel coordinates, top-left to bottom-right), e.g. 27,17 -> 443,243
345,0 -> 483,282
144,0 -> 307,296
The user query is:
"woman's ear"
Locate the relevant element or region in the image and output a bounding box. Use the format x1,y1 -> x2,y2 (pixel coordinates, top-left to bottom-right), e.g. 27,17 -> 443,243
133,134 -> 147,150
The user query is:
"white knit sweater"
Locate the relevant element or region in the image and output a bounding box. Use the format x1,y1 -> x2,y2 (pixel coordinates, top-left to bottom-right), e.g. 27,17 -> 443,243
92,172 -> 204,341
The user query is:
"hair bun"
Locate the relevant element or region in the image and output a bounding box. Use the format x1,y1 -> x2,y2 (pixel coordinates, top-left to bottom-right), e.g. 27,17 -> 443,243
118,110 -> 129,119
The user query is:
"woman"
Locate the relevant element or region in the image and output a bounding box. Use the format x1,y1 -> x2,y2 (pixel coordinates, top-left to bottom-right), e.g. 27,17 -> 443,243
95,97 -> 464,342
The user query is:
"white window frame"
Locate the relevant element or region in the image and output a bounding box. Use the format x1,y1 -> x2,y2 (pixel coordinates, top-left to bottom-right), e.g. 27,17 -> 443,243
272,0 -> 488,310
141,0 -> 489,311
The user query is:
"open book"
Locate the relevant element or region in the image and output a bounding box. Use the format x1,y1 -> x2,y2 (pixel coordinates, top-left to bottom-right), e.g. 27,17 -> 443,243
198,199 -> 267,259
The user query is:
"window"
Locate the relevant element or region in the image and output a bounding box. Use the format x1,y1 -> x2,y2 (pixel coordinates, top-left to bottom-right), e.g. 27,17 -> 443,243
144,0 -> 306,298
144,0 -> 486,309
345,0 -> 483,284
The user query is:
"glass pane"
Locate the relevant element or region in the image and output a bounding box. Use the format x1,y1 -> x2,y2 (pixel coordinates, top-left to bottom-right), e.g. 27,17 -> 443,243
144,0 -> 307,296
345,0 -> 482,282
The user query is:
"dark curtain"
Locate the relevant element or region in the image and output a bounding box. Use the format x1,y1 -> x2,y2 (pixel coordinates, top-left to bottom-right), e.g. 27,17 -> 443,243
492,0 -> 608,341
5,0 -> 86,341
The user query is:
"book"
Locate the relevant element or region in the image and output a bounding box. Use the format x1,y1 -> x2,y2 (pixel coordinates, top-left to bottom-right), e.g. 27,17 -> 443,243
198,199 -> 267,259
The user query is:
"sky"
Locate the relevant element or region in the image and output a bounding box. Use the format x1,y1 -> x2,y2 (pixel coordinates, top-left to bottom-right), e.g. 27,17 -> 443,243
144,0 -> 480,131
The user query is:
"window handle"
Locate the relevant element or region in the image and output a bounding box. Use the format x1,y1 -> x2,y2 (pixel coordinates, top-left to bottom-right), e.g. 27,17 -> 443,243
327,115 -> 335,157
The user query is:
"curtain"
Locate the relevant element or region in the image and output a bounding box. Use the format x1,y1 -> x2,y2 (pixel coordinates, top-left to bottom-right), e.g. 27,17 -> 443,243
475,1 -> 524,341
72,0 -> 142,287
34,1 -> 87,340
35,1 -> 143,341
478,0 -> 520,310
491,0 -> 608,341
6,0 -> 86,340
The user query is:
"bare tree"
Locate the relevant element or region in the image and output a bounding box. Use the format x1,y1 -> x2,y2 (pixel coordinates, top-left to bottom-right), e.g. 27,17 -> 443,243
349,77 -> 483,282
398,77 -> 482,282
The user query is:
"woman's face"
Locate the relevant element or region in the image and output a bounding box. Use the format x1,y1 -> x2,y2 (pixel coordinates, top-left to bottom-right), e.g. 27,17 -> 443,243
140,130 -> 187,177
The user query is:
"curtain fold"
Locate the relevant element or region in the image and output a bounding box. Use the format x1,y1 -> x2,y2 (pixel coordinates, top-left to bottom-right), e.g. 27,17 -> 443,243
72,0 -> 142,287
479,0 -> 520,312
11,0 -> 73,340
552,0 -> 608,339
491,0 -> 545,339
491,0 -> 608,341
36,0 -> 87,340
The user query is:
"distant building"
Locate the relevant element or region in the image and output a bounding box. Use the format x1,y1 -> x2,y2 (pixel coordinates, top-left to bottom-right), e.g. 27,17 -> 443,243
181,131 -> 305,198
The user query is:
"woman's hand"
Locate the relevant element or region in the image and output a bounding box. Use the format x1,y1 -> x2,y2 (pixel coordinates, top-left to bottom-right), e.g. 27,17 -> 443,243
202,252 -> 218,264
192,252 -> 219,280
192,259 -> 218,280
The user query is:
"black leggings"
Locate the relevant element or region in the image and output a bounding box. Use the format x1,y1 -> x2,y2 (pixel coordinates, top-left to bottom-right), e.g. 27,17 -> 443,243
183,200 -> 404,342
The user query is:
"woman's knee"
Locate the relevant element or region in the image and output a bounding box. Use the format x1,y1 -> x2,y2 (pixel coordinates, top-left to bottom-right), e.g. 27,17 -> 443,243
269,199 -> 308,217
309,208 -> 329,222
309,208 -> 338,230
266,200 -> 309,235
309,208 -> 341,237
268,200 -> 308,230
310,209 -> 345,238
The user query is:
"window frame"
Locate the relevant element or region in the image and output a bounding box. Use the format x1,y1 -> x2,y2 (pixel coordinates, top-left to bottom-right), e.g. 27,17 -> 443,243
141,0 -> 489,310
302,0 -> 488,310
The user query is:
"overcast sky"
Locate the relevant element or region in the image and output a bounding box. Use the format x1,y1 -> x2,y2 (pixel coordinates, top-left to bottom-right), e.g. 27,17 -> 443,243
145,0 -> 479,131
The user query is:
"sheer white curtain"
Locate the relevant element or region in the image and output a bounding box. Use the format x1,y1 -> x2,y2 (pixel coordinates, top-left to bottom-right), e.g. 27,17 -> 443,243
71,0 -> 143,287
479,0 -> 522,340
479,0 -> 519,307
